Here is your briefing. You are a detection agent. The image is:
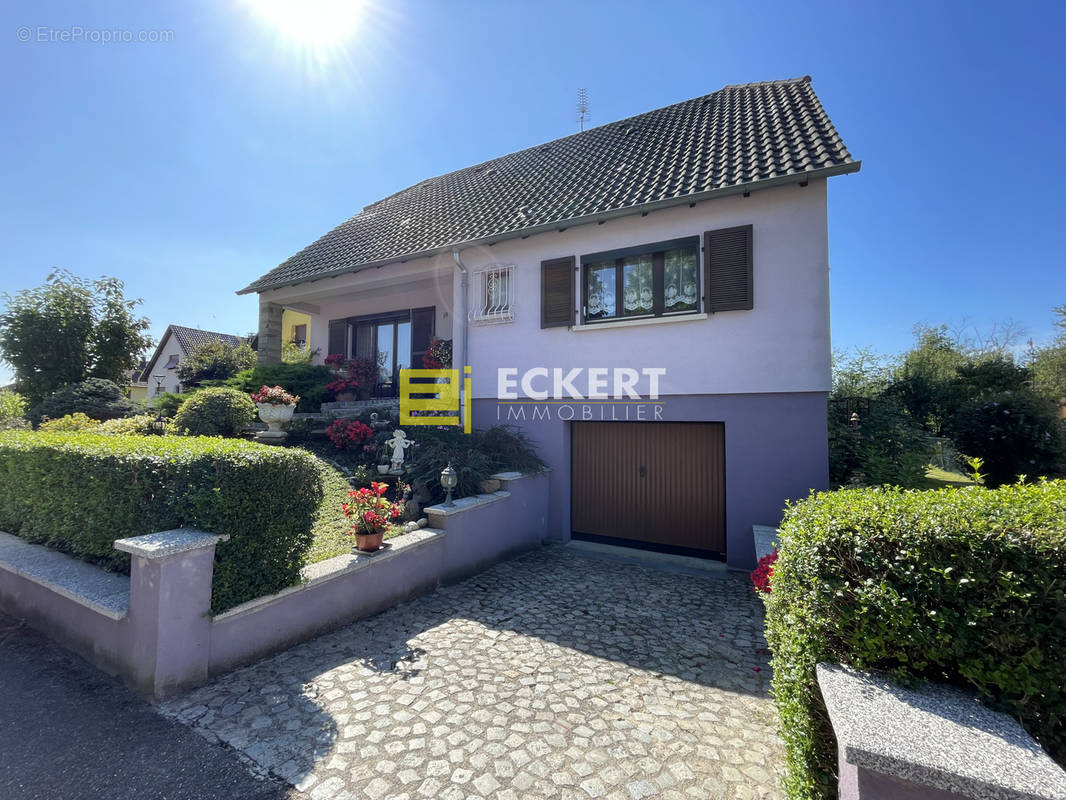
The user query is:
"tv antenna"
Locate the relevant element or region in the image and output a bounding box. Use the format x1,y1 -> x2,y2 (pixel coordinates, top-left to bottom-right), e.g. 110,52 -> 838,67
577,88 -> 589,131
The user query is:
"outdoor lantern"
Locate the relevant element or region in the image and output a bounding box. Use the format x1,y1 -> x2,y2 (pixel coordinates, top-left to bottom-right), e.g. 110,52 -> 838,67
441,463 -> 458,507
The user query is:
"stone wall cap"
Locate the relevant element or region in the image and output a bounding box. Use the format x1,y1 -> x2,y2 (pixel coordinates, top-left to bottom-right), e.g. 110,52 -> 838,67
424,491 -> 510,517
114,529 -> 230,560
817,663 -> 1066,800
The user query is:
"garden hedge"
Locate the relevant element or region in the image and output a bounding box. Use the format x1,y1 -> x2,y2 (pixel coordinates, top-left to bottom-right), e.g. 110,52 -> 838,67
0,431 -> 324,613
764,480 -> 1066,799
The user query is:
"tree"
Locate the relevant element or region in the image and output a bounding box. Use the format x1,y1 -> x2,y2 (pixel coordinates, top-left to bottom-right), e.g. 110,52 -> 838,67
0,270 -> 152,404
176,338 -> 256,387
31,378 -> 137,423
1028,305 -> 1066,403
888,325 -> 968,435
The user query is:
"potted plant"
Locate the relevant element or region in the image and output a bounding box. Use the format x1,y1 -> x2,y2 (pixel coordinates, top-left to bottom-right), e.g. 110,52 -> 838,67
346,357 -> 380,401
250,385 -> 300,438
342,482 -> 402,552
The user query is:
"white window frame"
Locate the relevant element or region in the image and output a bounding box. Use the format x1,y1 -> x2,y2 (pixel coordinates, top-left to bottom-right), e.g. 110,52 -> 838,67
469,264 -> 515,324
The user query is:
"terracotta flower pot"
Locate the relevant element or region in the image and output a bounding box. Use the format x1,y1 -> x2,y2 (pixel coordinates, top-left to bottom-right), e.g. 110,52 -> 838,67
335,391 -> 357,402
354,531 -> 384,552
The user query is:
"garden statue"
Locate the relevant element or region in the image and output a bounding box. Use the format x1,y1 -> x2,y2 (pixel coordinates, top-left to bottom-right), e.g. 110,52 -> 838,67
385,429 -> 413,473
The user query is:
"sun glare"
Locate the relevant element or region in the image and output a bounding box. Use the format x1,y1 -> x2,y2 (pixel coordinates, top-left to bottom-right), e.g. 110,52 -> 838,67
248,0 -> 365,47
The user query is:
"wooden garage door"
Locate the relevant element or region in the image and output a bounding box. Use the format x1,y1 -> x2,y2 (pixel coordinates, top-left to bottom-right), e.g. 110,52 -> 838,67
571,422 -> 725,555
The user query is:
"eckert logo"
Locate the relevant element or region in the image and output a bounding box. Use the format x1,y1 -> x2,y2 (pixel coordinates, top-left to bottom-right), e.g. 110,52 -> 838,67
496,367 -> 666,422
497,368 -> 665,400
399,366 -> 667,430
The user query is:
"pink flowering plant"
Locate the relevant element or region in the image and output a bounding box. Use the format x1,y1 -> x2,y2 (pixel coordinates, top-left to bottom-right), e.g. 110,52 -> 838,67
249,385 -> 300,406
326,418 -> 373,450
342,482 -> 403,535
751,550 -> 777,594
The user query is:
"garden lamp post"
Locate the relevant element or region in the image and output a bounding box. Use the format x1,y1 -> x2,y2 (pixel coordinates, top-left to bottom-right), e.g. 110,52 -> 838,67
441,463 -> 458,507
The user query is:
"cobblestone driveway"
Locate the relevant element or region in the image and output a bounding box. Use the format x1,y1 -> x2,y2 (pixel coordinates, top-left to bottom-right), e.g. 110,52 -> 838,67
161,546 -> 783,800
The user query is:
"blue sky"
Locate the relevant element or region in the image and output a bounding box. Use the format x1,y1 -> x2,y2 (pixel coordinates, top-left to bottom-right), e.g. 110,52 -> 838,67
2,0 -> 1064,385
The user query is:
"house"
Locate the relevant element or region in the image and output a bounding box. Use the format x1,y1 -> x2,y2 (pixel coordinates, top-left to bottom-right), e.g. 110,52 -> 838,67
127,359 -> 149,403
141,325 -> 247,397
239,76 -> 861,569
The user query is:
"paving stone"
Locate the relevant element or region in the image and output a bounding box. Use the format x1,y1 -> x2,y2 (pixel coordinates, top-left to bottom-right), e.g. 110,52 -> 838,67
159,548 -> 783,798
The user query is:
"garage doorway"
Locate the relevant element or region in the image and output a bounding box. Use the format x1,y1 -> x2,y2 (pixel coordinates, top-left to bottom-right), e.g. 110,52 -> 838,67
570,422 -> 726,558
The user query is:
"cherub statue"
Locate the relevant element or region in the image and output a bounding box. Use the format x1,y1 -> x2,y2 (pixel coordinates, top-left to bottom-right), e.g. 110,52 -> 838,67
385,429 -> 413,473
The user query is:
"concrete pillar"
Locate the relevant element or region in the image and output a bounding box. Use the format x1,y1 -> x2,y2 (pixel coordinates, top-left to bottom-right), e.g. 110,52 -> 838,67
258,300 -> 284,364
114,529 -> 228,698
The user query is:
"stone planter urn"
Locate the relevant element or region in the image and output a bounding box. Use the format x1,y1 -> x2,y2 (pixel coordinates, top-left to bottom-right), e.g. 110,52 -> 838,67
256,402 -> 296,440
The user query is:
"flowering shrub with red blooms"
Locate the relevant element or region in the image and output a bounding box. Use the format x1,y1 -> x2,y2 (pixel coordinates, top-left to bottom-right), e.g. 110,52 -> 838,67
249,385 -> 300,405
324,357 -> 380,397
326,418 -> 373,450
751,550 -> 777,594
325,378 -> 360,394
342,481 -> 403,534
421,337 -> 453,370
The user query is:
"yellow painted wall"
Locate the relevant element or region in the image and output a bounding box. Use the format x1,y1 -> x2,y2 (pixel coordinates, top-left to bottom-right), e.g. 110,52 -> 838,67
282,309 -> 312,349
129,385 -> 148,403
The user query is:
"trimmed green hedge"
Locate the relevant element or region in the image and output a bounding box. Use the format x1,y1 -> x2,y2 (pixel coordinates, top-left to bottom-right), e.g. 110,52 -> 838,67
0,431 -> 324,613
764,481 -> 1066,799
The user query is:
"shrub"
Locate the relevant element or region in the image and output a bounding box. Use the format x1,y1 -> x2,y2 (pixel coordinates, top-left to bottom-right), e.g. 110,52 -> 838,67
218,363 -> 332,412
0,431 -> 324,612
405,425 -> 544,505
0,389 -> 27,423
944,390 -> 1066,487
171,387 -> 256,437
764,482 -> 1066,799
326,418 -> 374,451
751,550 -> 776,594
38,412 -> 101,432
828,398 -> 933,488
96,413 -> 164,436
150,391 -> 187,418
31,378 -> 137,423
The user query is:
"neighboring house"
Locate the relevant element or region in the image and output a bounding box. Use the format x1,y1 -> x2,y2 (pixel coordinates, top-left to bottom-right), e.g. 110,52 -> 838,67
141,325 -> 247,397
127,359 -> 149,403
239,76 -> 861,569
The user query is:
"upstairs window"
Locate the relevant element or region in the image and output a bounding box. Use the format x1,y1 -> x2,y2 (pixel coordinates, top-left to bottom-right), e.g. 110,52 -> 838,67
581,237 -> 699,323
470,264 -> 515,324
165,354 -> 180,369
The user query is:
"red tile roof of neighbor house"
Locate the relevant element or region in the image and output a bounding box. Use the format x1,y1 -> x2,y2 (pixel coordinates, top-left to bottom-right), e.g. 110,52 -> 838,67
238,76 -> 860,295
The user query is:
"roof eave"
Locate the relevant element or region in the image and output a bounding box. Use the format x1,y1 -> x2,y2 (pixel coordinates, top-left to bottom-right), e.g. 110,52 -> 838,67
237,161 -> 862,297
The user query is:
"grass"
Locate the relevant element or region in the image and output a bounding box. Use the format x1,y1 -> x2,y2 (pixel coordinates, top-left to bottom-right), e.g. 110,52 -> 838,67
921,465 -> 977,490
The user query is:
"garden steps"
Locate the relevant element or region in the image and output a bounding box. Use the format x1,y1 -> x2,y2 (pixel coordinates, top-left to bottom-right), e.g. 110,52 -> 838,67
0,531 -> 129,619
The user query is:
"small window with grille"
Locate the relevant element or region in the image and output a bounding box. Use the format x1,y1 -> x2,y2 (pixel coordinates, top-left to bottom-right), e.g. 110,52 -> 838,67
470,264 -> 515,324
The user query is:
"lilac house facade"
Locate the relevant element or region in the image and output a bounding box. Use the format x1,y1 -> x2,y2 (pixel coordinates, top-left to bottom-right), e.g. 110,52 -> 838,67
240,76 -> 860,569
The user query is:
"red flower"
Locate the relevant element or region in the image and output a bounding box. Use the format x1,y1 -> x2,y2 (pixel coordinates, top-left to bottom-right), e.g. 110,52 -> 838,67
751,550 -> 778,594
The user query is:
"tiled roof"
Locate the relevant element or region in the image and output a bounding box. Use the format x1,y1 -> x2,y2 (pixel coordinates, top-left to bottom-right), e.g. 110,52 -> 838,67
140,325 -> 247,384
240,76 -> 859,295
170,325 -> 245,354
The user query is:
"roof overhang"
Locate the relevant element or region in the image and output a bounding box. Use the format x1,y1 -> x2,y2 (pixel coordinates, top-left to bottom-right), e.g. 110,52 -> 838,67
237,161 -> 861,296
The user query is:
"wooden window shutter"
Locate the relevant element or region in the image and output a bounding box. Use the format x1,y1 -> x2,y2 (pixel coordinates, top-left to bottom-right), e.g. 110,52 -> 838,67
704,225 -> 753,312
410,306 -> 436,368
327,319 -> 348,357
541,256 -> 575,328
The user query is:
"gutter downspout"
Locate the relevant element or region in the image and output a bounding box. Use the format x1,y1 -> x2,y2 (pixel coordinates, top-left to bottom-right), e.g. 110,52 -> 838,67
452,248 -> 470,429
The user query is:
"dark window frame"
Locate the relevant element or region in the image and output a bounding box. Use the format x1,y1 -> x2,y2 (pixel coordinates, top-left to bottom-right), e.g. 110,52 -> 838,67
337,309 -> 413,397
580,235 -> 701,325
